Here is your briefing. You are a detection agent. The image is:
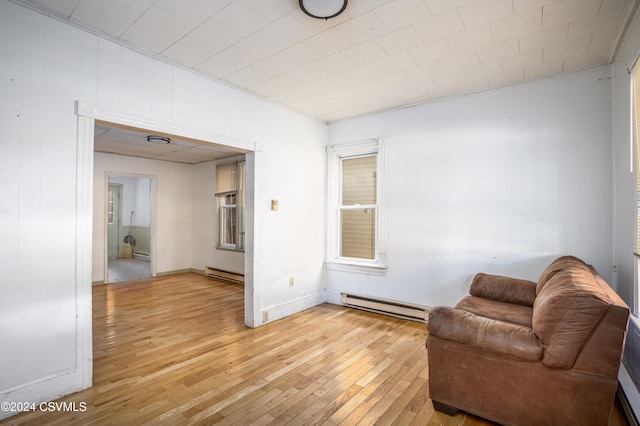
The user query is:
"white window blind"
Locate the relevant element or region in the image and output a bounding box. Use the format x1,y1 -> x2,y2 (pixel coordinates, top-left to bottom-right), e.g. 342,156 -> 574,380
340,155 -> 377,260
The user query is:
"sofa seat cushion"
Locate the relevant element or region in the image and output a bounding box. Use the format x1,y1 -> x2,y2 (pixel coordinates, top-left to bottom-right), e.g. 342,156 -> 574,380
456,296 -> 533,328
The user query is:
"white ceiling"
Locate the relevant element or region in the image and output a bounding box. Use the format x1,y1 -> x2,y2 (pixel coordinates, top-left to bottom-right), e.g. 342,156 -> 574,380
17,0 -> 639,124
94,124 -> 242,164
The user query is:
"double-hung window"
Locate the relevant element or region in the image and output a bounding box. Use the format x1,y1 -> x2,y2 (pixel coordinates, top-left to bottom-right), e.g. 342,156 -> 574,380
216,160 -> 245,251
327,138 -> 386,272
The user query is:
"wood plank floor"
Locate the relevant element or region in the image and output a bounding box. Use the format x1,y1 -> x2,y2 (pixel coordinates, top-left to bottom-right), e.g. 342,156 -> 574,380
1,273 -> 629,425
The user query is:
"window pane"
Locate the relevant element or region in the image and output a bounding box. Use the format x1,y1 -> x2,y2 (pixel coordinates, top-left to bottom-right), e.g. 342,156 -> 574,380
221,206 -> 237,245
342,156 -> 377,205
340,208 -> 376,259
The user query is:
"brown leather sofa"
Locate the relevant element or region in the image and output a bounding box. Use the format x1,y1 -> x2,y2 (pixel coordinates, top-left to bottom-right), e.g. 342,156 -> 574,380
426,256 -> 629,426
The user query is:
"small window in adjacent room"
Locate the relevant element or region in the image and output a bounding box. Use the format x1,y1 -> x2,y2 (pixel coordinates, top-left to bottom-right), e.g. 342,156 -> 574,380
327,138 -> 386,272
216,160 -> 245,251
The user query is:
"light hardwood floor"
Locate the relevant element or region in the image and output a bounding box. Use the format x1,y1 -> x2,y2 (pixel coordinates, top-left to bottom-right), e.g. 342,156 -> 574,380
1,273 -> 629,425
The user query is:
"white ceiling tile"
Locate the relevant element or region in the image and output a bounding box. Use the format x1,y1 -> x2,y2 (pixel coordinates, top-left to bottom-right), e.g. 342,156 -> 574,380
464,60 -> 503,78
432,69 -> 469,90
224,66 -> 270,88
233,33 -> 283,62
487,68 -> 524,87
457,0 -> 514,30
252,55 -> 295,79
345,0 -> 395,18
304,28 -> 354,56
501,49 -> 543,73
336,11 -> 390,45
311,52 -> 355,75
409,39 -> 453,64
342,41 -> 388,65
122,6 -> 191,53
276,43 -> 321,68
195,48 -> 255,78
375,51 -> 418,73
438,51 -> 479,71
254,15 -> 314,52
513,0 -> 558,14
564,49 -> 611,71
542,0 -> 601,29
162,37 -> 213,67
242,0 -> 297,21
71,0 -> 156,36
188,18 -> 243,55
518,24 -> 568,53
542,36 -> 592,65
523,59 -> 564,78
376,27 -> 424,55
348,62 -> 387,80
412,9 -> 465,43
490,9 -> 542,42
475,39 -> 519,63
248,74 -> 304,97
29,0 -> 82,17
422,0 -> 476,16
567,7 -> 623,41
405,60 -> 446,80
374,0 -> 432,31
447,26 -> 494,53
211,0 -> 270,37
376,70 -> 417,88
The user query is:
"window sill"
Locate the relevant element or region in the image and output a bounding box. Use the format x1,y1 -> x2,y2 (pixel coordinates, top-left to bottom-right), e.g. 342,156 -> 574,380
216,246 -> 244,253
325,260 -> 387,275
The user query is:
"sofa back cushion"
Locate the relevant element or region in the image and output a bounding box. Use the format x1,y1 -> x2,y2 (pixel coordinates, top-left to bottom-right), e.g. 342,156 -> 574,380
532,258 -> 618,369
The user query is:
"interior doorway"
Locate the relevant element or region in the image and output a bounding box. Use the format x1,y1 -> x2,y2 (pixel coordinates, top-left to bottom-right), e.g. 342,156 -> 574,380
106,174 -> 155,283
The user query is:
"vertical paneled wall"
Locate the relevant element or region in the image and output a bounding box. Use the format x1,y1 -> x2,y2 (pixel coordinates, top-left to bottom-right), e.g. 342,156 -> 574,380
0,0 -> 327,415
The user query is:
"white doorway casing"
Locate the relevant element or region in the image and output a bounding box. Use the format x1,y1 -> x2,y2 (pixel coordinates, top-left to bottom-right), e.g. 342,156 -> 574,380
75,100 -> 259,388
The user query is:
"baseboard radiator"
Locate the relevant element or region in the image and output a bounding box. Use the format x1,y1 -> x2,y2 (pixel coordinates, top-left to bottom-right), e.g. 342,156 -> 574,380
341,293 -> 428,323
205,266 -> 244,284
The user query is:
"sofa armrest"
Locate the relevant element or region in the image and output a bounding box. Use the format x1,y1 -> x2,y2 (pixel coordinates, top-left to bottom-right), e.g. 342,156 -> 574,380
470,273 -> 537,306
427,306 -> 543,362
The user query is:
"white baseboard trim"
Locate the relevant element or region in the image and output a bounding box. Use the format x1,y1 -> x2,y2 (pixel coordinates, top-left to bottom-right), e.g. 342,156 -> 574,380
260,292 -> 325,326
0,369 -> 89,420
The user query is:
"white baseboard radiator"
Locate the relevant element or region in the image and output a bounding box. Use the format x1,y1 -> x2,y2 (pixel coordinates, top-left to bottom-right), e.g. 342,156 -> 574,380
341,293 -> 428,323
204,266 -> 244,284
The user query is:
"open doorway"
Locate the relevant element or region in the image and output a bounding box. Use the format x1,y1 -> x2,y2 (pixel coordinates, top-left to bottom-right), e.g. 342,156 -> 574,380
106,174 -> 155,283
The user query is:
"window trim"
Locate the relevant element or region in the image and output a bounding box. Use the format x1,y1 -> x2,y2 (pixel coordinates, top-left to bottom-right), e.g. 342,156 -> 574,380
326,138 -> 387,272
215,159 -> 245,252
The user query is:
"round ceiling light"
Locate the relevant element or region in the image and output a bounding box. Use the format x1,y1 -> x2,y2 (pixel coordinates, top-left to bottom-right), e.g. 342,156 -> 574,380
299,0 -> 347,20
147,135 -> 171,144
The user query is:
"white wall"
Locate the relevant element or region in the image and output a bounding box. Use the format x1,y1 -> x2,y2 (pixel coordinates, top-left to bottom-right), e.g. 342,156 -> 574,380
94,154 -> 195,281
327,66 -> 614,308
0,0 -> 327,416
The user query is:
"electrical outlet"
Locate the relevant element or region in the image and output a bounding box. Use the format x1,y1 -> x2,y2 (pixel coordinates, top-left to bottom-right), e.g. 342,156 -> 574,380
263,311 -> 268,323
289,276 -> 294,287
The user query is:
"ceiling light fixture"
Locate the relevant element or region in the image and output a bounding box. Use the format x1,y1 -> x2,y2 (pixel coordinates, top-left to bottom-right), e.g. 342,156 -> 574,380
147,135 -> 171,144
299,0 -> 347,20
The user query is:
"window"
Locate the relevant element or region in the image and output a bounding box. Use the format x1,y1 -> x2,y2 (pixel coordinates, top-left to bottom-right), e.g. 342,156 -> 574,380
327,138 -> 386,272
216,161 -> 245,251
